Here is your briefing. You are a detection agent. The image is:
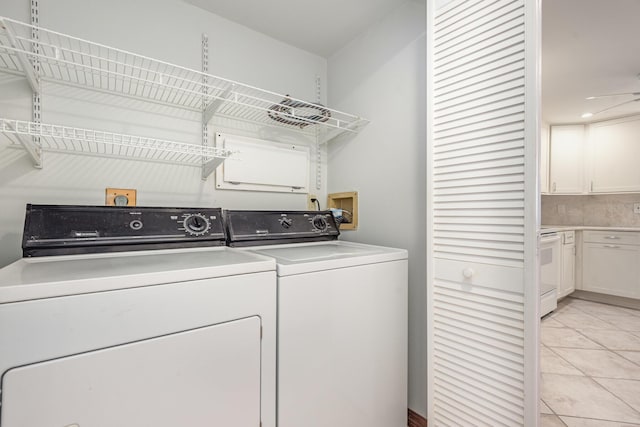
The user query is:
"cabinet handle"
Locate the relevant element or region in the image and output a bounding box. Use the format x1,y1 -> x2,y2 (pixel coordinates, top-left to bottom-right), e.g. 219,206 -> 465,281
462,268 -> 474,279
552,182 -> 556,192
604,245 -> 620,248
604,236 -> 620,240
590,181 -> 593,192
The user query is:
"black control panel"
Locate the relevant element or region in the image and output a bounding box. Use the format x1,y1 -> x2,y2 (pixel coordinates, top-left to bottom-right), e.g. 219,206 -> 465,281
22,204 -> 226,257
225,210 -> 340,247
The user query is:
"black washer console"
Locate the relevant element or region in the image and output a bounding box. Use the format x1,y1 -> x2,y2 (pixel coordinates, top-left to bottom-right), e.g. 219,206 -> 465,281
22,204 -> 226,257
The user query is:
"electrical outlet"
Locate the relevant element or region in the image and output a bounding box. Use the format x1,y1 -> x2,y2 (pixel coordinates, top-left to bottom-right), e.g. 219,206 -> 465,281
106,188 -> 137,206
634,203 -> 640,214
307,194 -> 318,210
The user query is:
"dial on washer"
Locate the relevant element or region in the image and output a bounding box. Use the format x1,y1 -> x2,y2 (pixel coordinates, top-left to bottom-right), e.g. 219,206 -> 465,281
183,213 -> 211,235
312,215 -> 328,232
279,217 -> 293,229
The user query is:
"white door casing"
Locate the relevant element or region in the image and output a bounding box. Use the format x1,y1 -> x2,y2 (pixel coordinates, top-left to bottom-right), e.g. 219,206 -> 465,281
426,0 -> 540,425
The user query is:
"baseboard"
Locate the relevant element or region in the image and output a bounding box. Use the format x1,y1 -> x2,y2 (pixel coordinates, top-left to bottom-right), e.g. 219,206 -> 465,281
408,408 -> 427,427
569,290 -> 640,310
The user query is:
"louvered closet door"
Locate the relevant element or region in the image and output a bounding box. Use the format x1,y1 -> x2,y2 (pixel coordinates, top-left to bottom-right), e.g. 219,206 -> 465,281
427,0 -> 539,426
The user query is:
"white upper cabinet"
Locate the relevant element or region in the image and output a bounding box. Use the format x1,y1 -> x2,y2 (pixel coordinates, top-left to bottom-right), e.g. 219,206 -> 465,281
549,125 -> 585,194
546,115 -> 640,194
540,124 -> 550,194
588,116 -> 640,193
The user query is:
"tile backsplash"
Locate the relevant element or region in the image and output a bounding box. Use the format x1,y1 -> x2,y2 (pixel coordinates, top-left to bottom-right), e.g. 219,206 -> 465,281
542,194 -> 640,227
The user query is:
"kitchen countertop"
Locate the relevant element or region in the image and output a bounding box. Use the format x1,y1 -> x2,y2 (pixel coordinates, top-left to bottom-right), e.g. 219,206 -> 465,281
541,225 -> 640,233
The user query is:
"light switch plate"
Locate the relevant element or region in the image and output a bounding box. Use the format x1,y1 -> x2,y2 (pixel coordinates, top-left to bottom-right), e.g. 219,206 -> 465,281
634,203 -> 640,214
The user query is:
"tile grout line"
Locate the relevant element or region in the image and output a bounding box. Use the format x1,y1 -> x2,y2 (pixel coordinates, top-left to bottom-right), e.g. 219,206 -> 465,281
542,297 -> 640,424
615,350 -> 640,367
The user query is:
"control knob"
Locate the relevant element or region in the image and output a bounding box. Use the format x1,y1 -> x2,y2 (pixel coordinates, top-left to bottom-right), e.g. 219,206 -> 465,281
279,217 -> 293,229
183,213 -> 211,236
312,214 -> 328,232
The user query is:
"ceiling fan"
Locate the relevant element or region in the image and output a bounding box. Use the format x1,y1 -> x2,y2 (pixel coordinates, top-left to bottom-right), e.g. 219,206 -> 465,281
585,91 -> 640,100
582,91 -> 640,118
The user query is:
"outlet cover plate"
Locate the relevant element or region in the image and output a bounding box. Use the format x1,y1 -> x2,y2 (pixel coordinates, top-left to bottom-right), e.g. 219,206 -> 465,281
307,194 -> 317,210
106,188 -> 137,206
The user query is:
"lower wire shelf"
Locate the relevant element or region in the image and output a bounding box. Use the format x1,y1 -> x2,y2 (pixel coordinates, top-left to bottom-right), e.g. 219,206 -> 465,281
0,118 -> 234,177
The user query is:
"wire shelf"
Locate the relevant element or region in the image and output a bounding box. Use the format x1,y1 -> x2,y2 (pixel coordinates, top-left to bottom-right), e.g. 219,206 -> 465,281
0,16 -> 368,143
1,118 -> 233,175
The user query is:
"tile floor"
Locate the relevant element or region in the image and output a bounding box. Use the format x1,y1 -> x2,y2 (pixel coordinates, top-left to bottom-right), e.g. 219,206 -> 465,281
541,296 -> 640,426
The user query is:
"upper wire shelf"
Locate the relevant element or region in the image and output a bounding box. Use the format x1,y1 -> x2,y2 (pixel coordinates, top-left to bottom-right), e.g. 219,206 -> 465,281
0,16 -> 368,143
0,118 -> 233,177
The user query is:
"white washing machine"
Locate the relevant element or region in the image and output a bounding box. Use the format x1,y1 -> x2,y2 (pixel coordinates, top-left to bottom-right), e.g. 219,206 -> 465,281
225,210 -> 408,427
0,204 -> 277,427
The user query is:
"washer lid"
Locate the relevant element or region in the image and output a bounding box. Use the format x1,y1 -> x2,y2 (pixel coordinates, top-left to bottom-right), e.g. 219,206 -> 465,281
0,247 -> 275,303
252,241 -> 407,276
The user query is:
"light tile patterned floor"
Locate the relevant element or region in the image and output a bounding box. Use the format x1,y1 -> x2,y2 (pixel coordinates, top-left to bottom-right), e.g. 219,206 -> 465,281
541,297 -> 640,426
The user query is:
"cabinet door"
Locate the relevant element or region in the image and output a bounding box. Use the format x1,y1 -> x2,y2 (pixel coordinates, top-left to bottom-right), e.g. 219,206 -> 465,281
559,243 -> 575,299
540,124 -> 550,194
589,117 -> 640,193
582,243 -> 640,299
549,125 -> 585,194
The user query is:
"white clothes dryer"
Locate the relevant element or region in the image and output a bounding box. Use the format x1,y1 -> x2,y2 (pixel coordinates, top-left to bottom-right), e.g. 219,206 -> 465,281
225,210 -> 408,427
0,205 -> 277,427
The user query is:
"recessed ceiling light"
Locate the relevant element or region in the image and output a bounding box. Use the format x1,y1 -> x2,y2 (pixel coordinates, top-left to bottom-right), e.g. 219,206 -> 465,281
581,112 -> 593,118
585,96 -> 596,100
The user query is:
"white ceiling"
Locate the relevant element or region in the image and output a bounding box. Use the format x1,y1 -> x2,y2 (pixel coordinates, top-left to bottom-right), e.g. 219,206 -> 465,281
183,0 -> 415,58
542,0 -> 640,124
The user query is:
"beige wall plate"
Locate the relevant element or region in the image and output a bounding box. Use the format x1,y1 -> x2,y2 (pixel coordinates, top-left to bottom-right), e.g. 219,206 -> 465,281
327,191 -> 358,230
105,188 -> 137,206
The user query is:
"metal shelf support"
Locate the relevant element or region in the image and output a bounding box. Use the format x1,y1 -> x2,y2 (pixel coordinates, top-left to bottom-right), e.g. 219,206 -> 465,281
1,20 -> 38,92
203,86 -> 234,124
4,120 -> 42,167
202,157 -> 225,179
201,33 -> 209,181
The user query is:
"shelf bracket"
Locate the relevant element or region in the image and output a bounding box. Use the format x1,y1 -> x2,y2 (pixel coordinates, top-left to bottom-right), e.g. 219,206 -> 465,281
202,157 -> 225,179
4,121 -> 42,168
320,119 -> 366,145
203,86 -> 233,124
1,19 -> 39,92
20,134 -> 43,168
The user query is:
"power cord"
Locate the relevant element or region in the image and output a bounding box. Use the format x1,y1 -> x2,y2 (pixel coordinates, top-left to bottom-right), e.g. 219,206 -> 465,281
310,197 -> 321,211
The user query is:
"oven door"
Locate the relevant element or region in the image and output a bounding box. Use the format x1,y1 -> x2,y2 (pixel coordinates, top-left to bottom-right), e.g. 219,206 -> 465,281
540,233 -> 561,316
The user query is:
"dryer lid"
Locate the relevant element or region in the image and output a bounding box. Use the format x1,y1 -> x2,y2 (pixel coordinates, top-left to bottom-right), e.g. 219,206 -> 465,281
252,241 -> 408,276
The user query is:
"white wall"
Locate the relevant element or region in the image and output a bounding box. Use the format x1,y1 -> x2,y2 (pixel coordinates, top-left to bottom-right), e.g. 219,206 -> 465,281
0,0 -> 328,266
327,1 -> 427,416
